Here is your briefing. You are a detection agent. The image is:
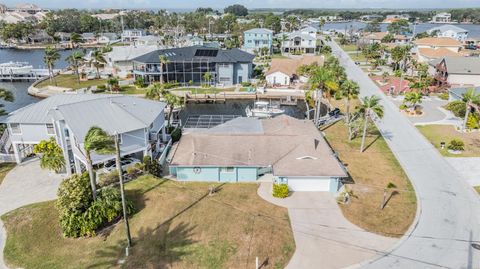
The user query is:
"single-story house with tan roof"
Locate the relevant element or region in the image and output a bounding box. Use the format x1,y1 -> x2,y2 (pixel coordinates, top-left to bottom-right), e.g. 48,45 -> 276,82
168,115 -> 347,192
359,32 -> 409,44
413,37 -> 464,63
416,47 -> 463,63
265,55 -> 324,87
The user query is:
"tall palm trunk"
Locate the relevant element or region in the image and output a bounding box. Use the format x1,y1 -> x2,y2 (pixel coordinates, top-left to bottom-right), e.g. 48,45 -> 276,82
345,98 -> 350,124
75,64 -> 80,85
95,64 -> 100,79
168,104 -> 173,127
85,151 -> 97,200
463,103 -> 471,131
360,111 -> 369,152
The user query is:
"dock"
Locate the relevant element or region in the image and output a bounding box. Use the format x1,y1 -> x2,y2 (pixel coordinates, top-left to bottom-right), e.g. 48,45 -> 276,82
177,90 -> 305,106
0,69 -> 53,82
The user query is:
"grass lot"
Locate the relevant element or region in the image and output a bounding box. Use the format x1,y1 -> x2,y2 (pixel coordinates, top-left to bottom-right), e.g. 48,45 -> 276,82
417,125 -> 480,157
321,100 -> 416,237
350,53 -> 367,63
36,74 -> 108,90
118,85 -> 146,95
0,163 -> 15,185
2,176 -> 294,269
340,44 -> 359,52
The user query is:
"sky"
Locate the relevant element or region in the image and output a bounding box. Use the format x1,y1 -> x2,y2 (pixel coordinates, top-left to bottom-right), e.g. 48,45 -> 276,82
2,0 -> 480,9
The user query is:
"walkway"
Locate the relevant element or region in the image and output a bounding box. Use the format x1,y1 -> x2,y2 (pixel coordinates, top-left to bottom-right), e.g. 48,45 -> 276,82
258,183 -> 397,269
445,157 -> 480,186
0,159 -> 63,269
330,40 -> 480,268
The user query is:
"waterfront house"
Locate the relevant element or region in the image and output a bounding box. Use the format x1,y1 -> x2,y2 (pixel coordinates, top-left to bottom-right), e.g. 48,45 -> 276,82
280,26 -> 318,55
132,46 -> 255,86
432,12 -> 452,23
97,33 -> 119,44
136,35 -> 163,46
359,32 -> 408,45
433,57 -> 480,88
105,45 -> 159,75
266,55 -> 324,87
169,115 -> 347,192
4,94 -> 168,175
427,25 -> 469,42
413,37 -> 463,63
242,28 -> 273,54
121,29 -> 145,43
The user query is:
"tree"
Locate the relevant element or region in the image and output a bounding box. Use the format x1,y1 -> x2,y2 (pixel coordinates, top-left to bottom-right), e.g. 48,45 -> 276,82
387,19 -> 411,35
44,46 -> 60,85
83,126 -> 115,200
462,88 -> 480,131
89,49 -> 106,79
381,33 -> 395,43
66,51 -> 84,85
381,182 -> 397,209
338,80 -> 359,125
162,90 -> 182,127
307,67 -> 336,125
159,55 -> 169,84
203,72 -> 212,87
403,91 -> 423,112
224,4 -> 248,17
106,77 -> 119,92
33,137 -> 65,173
359,95 -> 384,152
70,32 -> 82,48
0,88 -> 14,116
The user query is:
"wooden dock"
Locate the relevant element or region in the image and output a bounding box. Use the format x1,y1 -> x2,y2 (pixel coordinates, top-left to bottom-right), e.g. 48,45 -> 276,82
179,91 -> 304,105
0,69 -> 52,82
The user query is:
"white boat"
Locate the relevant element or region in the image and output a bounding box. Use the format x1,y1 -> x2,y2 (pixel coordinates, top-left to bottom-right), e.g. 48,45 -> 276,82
245,101 -> 285,118
0,61 -> 33,75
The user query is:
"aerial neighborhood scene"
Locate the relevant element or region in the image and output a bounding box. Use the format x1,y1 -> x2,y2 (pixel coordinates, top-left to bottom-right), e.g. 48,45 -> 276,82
1,0 -> 480,268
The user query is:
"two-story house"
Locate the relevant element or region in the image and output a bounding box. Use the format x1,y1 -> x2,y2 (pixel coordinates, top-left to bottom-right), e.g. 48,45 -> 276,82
433,57 -> 480,88
132,46 -> 255,86
413,37 -> 463,63
242,28 -> 273,54
281,26 -> 318,55
4,94 -> 168,175
121,29 -> 145,43
432,13 -> 452,23
427,25 -> 469,42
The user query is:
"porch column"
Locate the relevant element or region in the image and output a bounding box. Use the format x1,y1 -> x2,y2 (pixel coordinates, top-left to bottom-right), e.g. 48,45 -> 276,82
74,156 -> 82,174
162,124 -> 167,141
12,143 -> 21,164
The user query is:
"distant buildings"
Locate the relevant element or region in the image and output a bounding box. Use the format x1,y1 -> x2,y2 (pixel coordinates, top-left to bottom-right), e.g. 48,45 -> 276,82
359,14 -> 383,22
431,12 -> 452,23
91,13 -> 119,21
121,29 -> 145,43
266,55 -> 324,87
0,3 -> 47,24
433,57 -> 480,88
242,28 -> 273,54
359,32 -> 408,45
383,14 -> 410,23
280,26 -> 318,55
132,46 -> 255,86
427,25 -> 469,42
413,37 -> 463,63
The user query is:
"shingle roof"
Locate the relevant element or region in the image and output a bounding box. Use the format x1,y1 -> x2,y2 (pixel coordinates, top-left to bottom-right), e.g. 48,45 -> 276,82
442,57 -> 480,75
170,115 -> 347,178
133,46 -> 255,64
418,47 -> 462,59
266,55 -> 324,76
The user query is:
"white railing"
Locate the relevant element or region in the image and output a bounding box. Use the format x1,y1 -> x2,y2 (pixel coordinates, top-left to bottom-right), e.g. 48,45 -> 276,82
0,131 -> 11,153
157,139 -> 172,166
0,153 -> 15,163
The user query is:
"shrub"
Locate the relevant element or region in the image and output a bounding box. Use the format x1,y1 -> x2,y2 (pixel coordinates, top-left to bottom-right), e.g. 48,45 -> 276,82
241,82 -> 251,87
33,137 -> 65,173
56,173 -> 133,237
466,113 -> 480,130
448,139 -> 465,151
399,104 -> 408,110
98,170 -> 119,188
445,101 -> 466,117
143,156 -> 161,176
272,184 -> 289,198
439,92 -> 449,100
171,128 -> 182,142
134,76 -> 145,88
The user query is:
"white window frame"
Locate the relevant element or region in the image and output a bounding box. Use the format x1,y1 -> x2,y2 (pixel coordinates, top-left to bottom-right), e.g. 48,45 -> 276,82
46,123 -> 55,135
220,167 -> 235,173
10,123 -> 21,135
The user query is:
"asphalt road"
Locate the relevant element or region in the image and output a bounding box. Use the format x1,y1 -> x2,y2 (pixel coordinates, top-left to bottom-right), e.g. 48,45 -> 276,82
329,40 -> 480,269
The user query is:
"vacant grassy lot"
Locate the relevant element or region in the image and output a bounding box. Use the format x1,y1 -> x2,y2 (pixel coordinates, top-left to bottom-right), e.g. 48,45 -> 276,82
36,74 -> 107,90
2,176 -> 294,269
417,125 -> 480,157
0,163 -> 15,185
340,44 -> 359,52
321,100 -> 416,236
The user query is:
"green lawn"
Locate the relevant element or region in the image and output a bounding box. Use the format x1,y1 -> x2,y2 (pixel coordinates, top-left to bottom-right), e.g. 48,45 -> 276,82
0,163 -> 15,185
118,85 -> 146,95
417,125 -> 480,157
2,176 -> 294,269
36,74 -> 108,90
340,44 -> 359,52
350,53 -> 367,63
322,99 -> 416,237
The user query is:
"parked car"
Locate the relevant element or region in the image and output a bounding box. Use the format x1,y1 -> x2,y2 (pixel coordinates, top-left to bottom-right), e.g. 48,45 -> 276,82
101,157 -> 141,173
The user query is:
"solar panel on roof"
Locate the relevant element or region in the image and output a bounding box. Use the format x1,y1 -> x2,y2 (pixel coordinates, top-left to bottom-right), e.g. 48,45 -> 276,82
195,49 -> 218,57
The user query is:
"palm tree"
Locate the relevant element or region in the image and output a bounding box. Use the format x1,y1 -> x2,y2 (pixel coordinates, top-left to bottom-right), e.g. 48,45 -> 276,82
107,77 -> 119,92
66,51 -> 84,85
403,91 -> 423,112
89,49 -> 106,79
83,126 -> 115,200
0,88 -> 14,116
44,46 -> 60,85
159,55 -> 169,84
70,32 -> 82,48
462,88 -> 480,131
145,83 -> 163,100
162,89 -> 182,127
359,95 -> 384,152
339,80 -> 359,124
307,67 -> 335,125
203,72 -> 212,87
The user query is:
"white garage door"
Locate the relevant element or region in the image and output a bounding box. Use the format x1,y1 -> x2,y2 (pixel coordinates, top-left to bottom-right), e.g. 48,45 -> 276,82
287,177 -> 331,192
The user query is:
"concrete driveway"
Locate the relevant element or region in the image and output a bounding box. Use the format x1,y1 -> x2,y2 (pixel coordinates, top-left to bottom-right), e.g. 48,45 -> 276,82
0,159 -> 64,269
258,183 -> 397,269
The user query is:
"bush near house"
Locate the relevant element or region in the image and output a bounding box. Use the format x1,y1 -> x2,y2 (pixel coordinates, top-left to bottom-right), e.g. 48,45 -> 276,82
171,127 -> 182,142
448,139 -> 465,151
272,184 -> 289,198
439,92 -> 449,100
56,173 -> 134,237
466,113 -> 480,130
445,100 -> 466,118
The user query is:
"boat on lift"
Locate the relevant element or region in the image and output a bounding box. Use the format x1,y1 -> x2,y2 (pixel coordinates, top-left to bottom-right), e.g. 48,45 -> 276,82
245,101 -> 285,118
0,62 -> 33,75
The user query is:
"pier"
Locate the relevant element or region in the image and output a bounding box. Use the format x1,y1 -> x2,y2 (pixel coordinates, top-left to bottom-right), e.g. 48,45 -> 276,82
176,90 -> 305,105
0,69 -> 53,82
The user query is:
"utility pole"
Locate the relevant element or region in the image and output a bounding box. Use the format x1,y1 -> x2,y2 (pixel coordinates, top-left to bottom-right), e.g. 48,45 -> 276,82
114,132 -> 132,254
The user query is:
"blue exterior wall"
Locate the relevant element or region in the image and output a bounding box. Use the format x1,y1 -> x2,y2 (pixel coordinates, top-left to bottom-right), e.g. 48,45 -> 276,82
172,166 -> 258,182
243,29 -> 273,53
329,177 -> 341,193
